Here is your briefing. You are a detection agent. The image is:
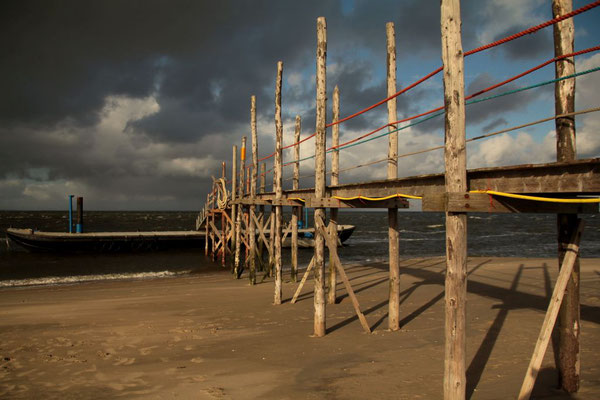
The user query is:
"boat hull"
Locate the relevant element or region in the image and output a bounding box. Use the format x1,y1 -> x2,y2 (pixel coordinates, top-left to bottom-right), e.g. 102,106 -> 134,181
6,229 -> 205,253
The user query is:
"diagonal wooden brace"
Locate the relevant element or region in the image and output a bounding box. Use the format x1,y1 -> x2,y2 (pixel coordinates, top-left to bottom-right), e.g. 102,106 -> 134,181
518,219 -> 584,400
315,216 -> 371,334
291,256 -> 316,304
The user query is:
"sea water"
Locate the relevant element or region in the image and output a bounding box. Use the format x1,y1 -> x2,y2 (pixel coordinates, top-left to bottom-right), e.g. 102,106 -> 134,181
1,210 -> 599,288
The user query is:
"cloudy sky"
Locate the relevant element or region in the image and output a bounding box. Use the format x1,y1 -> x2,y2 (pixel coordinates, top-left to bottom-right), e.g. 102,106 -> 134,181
1,0 -> 599,210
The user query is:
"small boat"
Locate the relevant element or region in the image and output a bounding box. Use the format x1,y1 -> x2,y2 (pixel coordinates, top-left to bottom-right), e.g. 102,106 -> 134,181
6,225 -> 355,253
6,228 -> 205,253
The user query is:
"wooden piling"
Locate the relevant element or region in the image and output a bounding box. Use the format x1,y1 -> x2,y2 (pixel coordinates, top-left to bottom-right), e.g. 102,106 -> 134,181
249,95 -> 258,285
291,115 -> 301,282
234,136 -> 247,278
231,145 -> 238,272
205,193 -> 210,256
441,1 -> 468,398
221,162 -> 226,267
553,0 -> 580,392
386,22 -> 401,331
274,61 -> 284,305
259,163 -> 266,263
327,86 -> 340,305
313,16 -> 327,337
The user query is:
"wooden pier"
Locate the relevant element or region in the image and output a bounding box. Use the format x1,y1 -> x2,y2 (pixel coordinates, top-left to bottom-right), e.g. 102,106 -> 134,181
199,1 -> 600,398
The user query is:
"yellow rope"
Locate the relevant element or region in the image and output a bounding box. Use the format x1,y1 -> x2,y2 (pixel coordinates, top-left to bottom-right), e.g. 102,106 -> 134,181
284,191 -> 599,205
470,190 -> 600,203
333,193 -> 422,201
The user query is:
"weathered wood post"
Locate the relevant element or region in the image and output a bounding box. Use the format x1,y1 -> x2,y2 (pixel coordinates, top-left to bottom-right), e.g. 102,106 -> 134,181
291,115 -> 301,282
327,85 -> 340,305
259,162 -> 266,264
441,0 -> 467,398
269,202 -> 275,276
205,193 -> 210,256
221,162 -> 227,267
386,22 -> 401,331
234,136 -> 247,278
314,16 -> 327,337
249,95 -> 258,285
553,0 -> 580,392
231,145 -> 238,271
274,61 -> 284,304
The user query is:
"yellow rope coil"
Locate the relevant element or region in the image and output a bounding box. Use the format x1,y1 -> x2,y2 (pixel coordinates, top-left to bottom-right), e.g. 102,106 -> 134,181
216,178 -> 230,209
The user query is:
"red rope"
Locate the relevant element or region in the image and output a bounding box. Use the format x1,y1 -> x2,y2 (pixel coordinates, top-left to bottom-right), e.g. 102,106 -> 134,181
465,0 -> 600,57
327,45 -> 600,151
467,45 -> 600,98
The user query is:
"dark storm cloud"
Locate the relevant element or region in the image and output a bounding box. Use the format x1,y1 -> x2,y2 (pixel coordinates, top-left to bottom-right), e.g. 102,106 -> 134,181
0,0 -> 558,209
490,25 -> 553,60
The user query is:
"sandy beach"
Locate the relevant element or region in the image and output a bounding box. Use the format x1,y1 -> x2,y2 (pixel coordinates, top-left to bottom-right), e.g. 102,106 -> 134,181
1,256 -> 599,399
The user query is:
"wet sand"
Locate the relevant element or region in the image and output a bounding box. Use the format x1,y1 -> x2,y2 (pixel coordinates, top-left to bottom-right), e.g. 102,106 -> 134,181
1,257 -> 599,399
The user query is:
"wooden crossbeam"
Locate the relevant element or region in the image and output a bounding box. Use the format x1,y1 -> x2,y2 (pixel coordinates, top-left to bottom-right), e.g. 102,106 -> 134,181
209,220 -> 224,254
518,219 -> 584,399
252,212 -> 273,258
281,221 -> 292,243
315,217 -> 371,334
242,159 -> 600,207
423,192 -> 598,214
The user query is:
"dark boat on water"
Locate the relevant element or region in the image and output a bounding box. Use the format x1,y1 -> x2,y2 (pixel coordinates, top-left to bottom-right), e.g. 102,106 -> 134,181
5,225 -> 355,253
6,228 -> 205,253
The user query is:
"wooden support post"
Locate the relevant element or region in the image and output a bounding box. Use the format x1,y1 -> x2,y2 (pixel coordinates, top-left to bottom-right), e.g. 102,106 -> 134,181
386,22 -> 401,331
291,115 -> 301,282
441,1 -> 468,398
249,95 -> 258,285
313,16 -> 327,337
518,220 -> 584,400
205,193 -> 210,256
553,0 -> 580,392
211,204 -> 216,261
328,85 -> 340,305
221,162 -> 226,267
231,145 -> 238,272
269,201 -> 275,276
274,61 -> 284,305
234,136 -> 247,278
259,163 -> 266,264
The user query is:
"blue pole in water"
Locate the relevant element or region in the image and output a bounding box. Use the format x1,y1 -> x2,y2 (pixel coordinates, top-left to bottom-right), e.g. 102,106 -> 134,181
304,207 -> 309,228
75,196 -> 83,233
68,195 -> 74,233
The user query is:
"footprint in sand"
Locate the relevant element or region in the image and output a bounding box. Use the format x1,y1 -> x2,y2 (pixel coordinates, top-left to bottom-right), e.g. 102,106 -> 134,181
139,346 -> 158,356
113,357 -> 136,366
205,386 -> 228,399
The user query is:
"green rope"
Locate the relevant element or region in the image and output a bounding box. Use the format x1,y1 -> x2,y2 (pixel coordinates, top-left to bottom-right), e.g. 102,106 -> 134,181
467,66 -> 600,105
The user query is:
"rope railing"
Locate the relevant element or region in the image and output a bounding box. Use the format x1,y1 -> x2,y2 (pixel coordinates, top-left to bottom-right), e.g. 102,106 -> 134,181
288,190 -> 600,204
248,1 -> 600,165
280,61 -> 600,177
329,107 -> 600,177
